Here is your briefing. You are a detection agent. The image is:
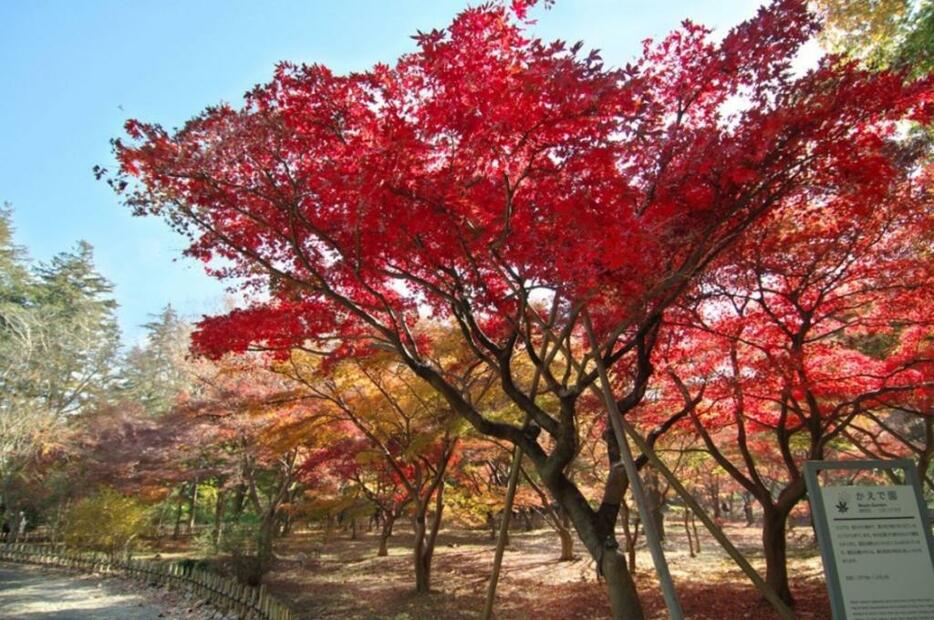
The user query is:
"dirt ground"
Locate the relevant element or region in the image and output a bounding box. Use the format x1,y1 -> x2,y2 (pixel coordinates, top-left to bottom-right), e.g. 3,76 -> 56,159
0,562 -> 225,620
262,521 -> 832,620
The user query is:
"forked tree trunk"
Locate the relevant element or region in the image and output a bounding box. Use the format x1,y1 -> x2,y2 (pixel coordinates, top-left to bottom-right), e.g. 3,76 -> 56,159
619,499 -> 639,574
413,481 -> 446,594
543,474 -> 644,620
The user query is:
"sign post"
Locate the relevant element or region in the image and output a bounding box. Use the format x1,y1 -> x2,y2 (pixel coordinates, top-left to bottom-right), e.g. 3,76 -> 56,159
804,459 -> 934,620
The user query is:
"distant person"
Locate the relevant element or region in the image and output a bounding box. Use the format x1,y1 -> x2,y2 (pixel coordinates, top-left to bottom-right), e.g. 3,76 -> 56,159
1,520 -> 10,542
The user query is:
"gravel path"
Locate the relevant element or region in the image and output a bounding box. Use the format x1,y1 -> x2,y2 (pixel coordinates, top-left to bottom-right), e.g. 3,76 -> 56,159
0,562 -> 218,620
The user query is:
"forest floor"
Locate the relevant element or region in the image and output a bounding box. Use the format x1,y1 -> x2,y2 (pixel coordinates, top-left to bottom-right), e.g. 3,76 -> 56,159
259,521 -> 832,620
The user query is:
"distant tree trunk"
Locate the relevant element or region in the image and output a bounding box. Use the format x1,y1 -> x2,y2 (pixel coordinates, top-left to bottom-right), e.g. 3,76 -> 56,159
618,499 -> 639,574
521,508 -> 533,531
186,480 -> 198,534
919,417 -> 933,494
708,478 -> 722,520
690,510 -> 700,553
231,483 -> 247,518
212,489 -> 226,550
279,511 -> 292,537
643,469 -> 665,542
743,492 -> 755,526
172,487 -> 186,540
518,467 -> 575,562
556,509 -> 574,561
324,514 -> 335,544
683,509 -> 696,558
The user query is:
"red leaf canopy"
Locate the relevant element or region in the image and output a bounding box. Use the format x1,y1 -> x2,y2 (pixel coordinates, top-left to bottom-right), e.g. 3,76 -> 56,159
113,0 -> 930,371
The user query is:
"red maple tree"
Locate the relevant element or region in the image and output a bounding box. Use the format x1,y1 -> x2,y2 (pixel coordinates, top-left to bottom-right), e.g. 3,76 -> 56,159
662,161 -> 933,604
108,1 -> 931,616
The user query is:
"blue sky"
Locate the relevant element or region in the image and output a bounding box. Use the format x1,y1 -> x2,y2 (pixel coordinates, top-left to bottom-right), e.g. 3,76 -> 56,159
1,0 -> 767,343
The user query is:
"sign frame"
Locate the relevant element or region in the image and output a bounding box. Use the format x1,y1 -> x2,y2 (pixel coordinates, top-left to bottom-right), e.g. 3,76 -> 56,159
804,459 -> 934,620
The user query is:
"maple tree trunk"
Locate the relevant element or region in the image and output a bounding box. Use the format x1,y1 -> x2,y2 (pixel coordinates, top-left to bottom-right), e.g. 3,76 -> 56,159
543,475 -> 644,620
709,482 -> 721,520
920,418 -> 933,493
602,550 -> 645,620
412,510 -> 432,592
762,508 -> 794,607
258,510 -> 277,562
557,509 -> 574,561
643,470 -> 665,541
413,480 -> 446,594
378,512 -> 395,557
211,489 -> 226,549
414,540 -> 430,593
650,503 -> 665,542
324,514 -> 335,544
172,489 -> 185,539
186,480 -> 198,534
684,509 -> 695,558
690,510 -> 700,553
231,483 -> 246,517
743,493 -> 755,526
557,525 -> 574,561
619,500 -> 639,574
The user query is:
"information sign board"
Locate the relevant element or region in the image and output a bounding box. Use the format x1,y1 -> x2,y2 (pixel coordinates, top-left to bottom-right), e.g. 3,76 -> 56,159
804,460 -> 934,620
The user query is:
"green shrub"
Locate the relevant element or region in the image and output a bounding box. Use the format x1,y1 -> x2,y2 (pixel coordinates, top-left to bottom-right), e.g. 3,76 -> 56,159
217,519 -> 269,586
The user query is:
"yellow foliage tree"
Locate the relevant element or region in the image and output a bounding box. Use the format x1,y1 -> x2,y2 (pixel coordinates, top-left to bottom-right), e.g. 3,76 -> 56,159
63,487 -> 151,558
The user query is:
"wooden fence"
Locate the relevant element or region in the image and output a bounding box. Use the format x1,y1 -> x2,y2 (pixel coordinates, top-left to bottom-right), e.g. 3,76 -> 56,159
0,543 -> 294,620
